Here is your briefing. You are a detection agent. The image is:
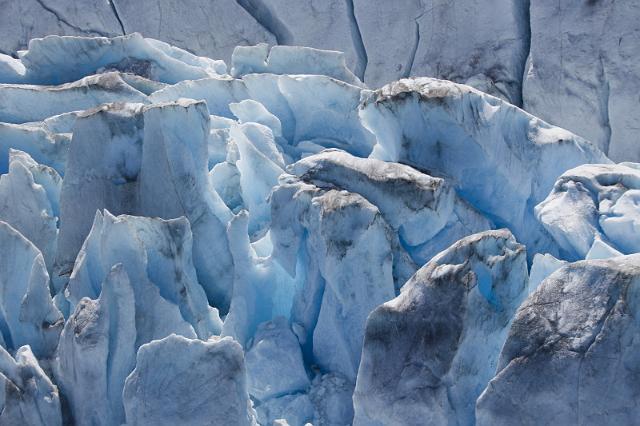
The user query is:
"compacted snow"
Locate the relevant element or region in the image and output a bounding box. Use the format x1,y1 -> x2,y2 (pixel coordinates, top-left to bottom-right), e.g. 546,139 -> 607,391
0,33 -> 638,426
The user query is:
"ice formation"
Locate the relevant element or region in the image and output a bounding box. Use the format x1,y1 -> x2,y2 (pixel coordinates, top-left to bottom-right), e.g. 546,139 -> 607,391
353,230 -> 528,425
4,1 -> 638,161
476,255 -> 640,424
0,32 -> 637,426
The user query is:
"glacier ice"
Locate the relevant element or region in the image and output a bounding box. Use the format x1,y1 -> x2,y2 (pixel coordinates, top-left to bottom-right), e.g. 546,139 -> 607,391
56,100 -> 234,311
353,230 -> 528,425
0,73 -> 148,124
0,150 -> 60,272
0,345 -> 62,426
1,0 -> 639,163
536,163 -> 640,260
66,211 -> 221,342
245,317 -> 309,402
0,31 -> 637,426
290,149 -> 492,265
0,122 -> 69,176
231,44 -> 363,87
270,174 -> 396,381
16,33 -> 226,85
56,264 -> 135,426
0,221 -> 62,358
123,334 -> 256,426
476,255 -> 640,425
361,78 -> 610,258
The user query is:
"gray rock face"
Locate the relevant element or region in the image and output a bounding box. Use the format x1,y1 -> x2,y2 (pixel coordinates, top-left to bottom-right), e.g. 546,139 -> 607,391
476,254 -> 640,425
353,230 -> 528,426
354,0 -> 529,103
0,0 -> 122,55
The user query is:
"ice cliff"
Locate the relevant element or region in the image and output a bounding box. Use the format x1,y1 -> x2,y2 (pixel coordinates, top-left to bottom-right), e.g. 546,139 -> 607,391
1,0 -> 638,163
0,32 -> 638,426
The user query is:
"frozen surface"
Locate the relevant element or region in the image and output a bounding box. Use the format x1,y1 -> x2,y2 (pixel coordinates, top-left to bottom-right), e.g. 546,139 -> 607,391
0,32 -> 637,425
0,122 -> 70,175
0,73 -> 148,124
0,345 -> 62,426
55,100 -> 234,310
0,150 -> 60,271
1,0 -> 639,161
353,230 -> 528,425
0,221 -> 62,358
56,264 -> 135,426
66,211 -> 221,344
536,163 -> 640,260
123,334 -> 256,426
231,44 -> 363,87
525,1 -> 640,161
477,255 -> 640,425
362,78 -> 610,258
270,175 -> 397,383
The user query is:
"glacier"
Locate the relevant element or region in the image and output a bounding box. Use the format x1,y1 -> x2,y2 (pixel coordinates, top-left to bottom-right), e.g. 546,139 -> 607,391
0,30 -> 637,426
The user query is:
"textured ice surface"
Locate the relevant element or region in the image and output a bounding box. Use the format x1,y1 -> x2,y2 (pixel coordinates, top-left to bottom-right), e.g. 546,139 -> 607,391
536,163 -> 640,261
55,100 -> 234,310
362,78 -> 610,258
353,230 -> 528,425
123,334 -> 256,426
0,221 -> 62,358
0,32 -> 637,426
1,0 -> 639,162
525,1 -> 640,161
477,255 -> 640,425
0,345 -> 62,426
67,211 -> 221,343
56,264 -> 135,426
0,150 -> 60,271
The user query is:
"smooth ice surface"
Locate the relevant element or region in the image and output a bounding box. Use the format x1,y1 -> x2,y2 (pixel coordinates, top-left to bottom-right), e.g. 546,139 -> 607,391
527,253 -> 567,295
245,317 -> 309,402
477,255 -> 640,425
353,230 -> 528,425
123,334 -> 256,426
536,163 -> 640,260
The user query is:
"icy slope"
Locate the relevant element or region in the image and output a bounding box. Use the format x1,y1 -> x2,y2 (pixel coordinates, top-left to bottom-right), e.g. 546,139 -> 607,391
0,34 -> 637,426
